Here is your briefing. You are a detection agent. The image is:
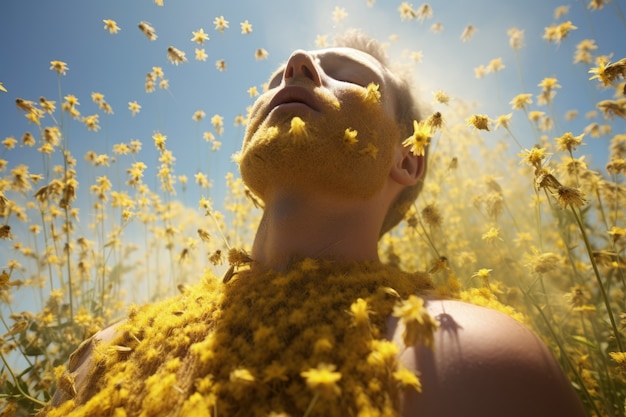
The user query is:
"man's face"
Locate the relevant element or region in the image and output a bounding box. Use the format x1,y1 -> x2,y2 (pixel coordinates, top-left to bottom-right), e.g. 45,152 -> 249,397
239,47 -> 402,202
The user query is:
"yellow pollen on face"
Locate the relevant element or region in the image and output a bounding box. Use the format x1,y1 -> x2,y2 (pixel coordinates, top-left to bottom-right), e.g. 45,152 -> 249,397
364,83 -> 381,104
343,128 -> 359,145
289,116 -> 307,139
359,143 -> 379,159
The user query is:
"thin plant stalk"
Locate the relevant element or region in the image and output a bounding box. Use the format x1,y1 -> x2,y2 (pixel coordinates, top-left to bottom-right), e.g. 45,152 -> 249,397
570,206 -> 623,352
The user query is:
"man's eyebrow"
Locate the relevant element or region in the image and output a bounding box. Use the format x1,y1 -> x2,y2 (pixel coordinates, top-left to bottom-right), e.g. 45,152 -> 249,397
319,53 -> 382,80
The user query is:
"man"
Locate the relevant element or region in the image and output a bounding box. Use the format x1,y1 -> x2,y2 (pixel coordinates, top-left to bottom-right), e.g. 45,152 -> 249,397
41,31 -> 586,416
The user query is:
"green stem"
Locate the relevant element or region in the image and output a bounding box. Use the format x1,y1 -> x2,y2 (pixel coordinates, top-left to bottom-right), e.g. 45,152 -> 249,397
302,391 -> 320,417
570,206 -> 623,352
0,349 -> 46,407
523,289 -> 601,416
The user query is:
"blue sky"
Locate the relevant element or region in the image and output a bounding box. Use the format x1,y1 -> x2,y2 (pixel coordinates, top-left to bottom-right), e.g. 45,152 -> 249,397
0,0 -> 624,224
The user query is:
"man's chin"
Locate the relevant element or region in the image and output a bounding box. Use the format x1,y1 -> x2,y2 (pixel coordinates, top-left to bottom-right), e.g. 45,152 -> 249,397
240,137 -> 389,204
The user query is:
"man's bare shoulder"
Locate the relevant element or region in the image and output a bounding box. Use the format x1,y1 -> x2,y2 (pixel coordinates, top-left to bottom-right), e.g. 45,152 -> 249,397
48,322 -> 122,407
391,298 -> 587,417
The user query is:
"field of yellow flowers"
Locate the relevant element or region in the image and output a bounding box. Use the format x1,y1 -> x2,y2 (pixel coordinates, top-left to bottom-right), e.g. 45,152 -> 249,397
1,1 -> 625,416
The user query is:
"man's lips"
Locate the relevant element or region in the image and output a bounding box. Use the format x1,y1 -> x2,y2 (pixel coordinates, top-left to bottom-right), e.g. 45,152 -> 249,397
267,86 -> 320,113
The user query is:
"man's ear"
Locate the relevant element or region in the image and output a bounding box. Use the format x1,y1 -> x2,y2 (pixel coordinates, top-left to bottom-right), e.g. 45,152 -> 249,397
390,145 -> 424,186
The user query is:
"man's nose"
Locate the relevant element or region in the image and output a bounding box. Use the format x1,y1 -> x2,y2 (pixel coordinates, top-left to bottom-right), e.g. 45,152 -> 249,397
283,50 -> 322,86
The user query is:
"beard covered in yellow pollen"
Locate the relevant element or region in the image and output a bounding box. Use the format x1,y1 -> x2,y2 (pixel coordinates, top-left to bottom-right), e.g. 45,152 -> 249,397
44,261 -> 434,417
239,82 -> 401,202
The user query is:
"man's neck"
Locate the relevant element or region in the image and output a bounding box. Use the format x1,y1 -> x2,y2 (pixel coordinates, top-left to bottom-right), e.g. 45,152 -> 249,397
251,190 -> 387,270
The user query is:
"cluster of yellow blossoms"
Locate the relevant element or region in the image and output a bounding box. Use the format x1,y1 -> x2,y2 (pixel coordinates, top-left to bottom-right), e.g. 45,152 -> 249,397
45,260 -> 434,417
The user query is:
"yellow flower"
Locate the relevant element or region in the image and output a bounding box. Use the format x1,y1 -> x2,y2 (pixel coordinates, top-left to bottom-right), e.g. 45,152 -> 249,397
607,226 -> 626,244
332,6 -> 348,23
588,0 -> 609,10
255,48 -> 269,60
240,20 -> 253,34
289,116 -> 307,139
554,5 -> 570,18
507,27 -> 525,50
216,59 -> 227,72
138,21 -> 157,41
128,101 -> 141,116
472,268 -> 493,286
213,16 -> 229,33
474,64 -> 487,79
301,363 -> 342,396
574,39 -> 598,64
167,46 -> 187,65
518,146 -> 549,168
494,113 -> 512,130
230,368 -> 255,383
421,203 -> 442,228
402,120 -> 431,156
509,93 -> 533,110
426,112 -> 443,132
538,77 -> 561,92
392,295 -> 438,348
398,2 -> 417,20
152,66 -> 164,79
432,90 -> 449,105
153,132 -> 167,151
460,24 -> 477,42
363,82 -> 381,104
430,22 -> 444,33
343,128 -> 359,145
543,21 -> 577,44
526,250 -> 562,274
486,57 -> 505,73
554,132 -> 585,152
315,34 -> 328,47
0,224 -> 12,240
554,185 -> 587,208
608,351 -> 626,375
247,86 -> 259,97
211,114 -> 224,135
91,92 -> 105,104
82,114 -> 101,132
102,19 -> 121,34
348,298 -> 371,327
563,285 -> 590,308
466,114 -> 490,131
191,28 -> 209,44
2,137 -> 17,150
195,48 -> 208,61
392,367 -> 422,392
40,97 -> 56,113
589,58 -> 626,87
415,3 -> 433,21
481,226 -> 503,244
50,60 -> 69,75
192,110 -> 206,122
